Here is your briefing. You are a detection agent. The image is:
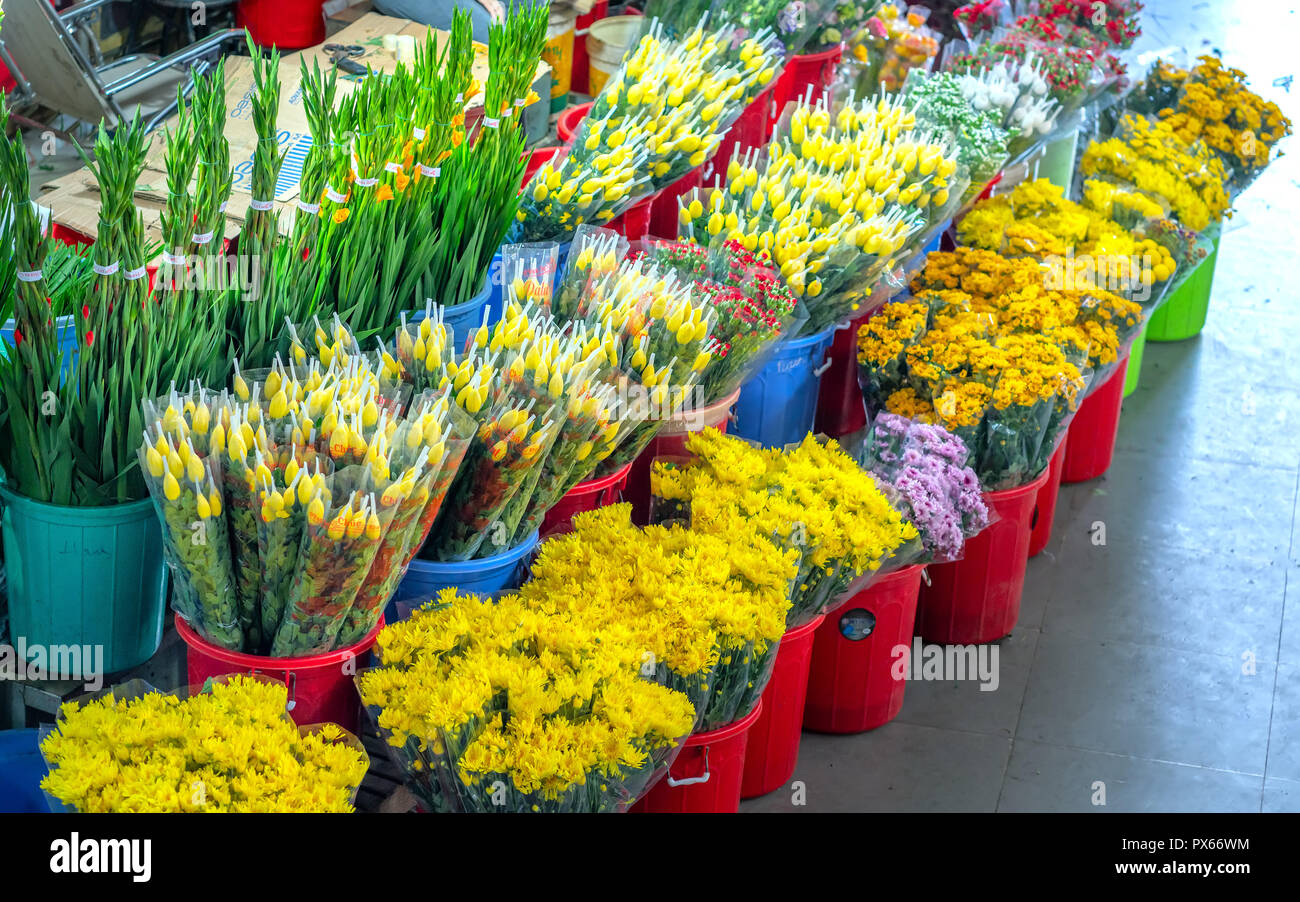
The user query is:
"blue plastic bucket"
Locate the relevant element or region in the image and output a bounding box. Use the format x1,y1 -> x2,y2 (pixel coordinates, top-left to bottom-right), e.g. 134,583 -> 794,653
0,730 -> 47,813
0,315 -> 79,381
385,529 -> 540,623
485,241 -> 572,327
406,278 -> 493,354
921,218 -> 950,255
732,326 -> 837,448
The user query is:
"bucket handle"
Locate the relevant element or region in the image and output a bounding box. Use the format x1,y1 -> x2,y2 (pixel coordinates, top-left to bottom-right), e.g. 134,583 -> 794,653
920,567 -> 931,588
832,321 -> 853,332
665,747 -> 710,787
812,358 -> 833,378
254,668 -> 297,712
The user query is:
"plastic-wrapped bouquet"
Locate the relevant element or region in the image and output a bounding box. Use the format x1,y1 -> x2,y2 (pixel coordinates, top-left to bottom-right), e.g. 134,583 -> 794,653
521,503 -> 798,731
860,412 -> 989,562
952,52 -> 1063,155
358,588 -> 697,812
678,93 -> 967,333
842,2 -> 940,94
902,69 -> 1010,198
515,20 -> 781,242
650,428 -> 918,626
41,675 -> 368,813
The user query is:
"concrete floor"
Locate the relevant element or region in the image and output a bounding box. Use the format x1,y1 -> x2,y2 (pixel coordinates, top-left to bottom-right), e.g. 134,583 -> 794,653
743,0 -> 1300,813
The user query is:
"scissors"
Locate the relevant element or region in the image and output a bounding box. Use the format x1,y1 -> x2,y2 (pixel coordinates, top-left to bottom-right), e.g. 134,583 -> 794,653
323,43 -> 367,76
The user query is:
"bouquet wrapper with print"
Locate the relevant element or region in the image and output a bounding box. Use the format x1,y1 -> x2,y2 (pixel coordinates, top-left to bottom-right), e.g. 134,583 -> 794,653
137,440 -> 244,650
499,242 -> 562,317
217,447 -> 265,649
426,405 -> 555,562
401,398 -> 476,566
550,226 -> 628,321
269,467 -> 397,657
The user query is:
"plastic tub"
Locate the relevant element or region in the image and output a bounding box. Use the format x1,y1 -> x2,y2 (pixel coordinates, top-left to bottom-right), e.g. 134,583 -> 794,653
542,5 -> 578,113
176,614 -> 382,730
539,462 -> 632,537
648,166 -> 702,240
740,615 -> 824,798
706,81 -> 777,186
1146,230 -> 1221,342
236,0 -> 324,51
916,467 -> 1050,645
804,564 -> 924,733
0,487 -> 166,674
631,700 -> 763,814
571,1 -> 610,95
814,315 -> 870,438
610,194 -> 655,242
1124,323 -> 1147,398
770,44 -> 843,131
733,326 -> 836,448
0,730 -> 46,813
1062,357 -> 1129,484
1028,440 -> 1068,558
388,530 -> 540,623
406,277 -> 493,354
586,15 -> 641,96
557,101 -> 591,144
624,388 -> 740,523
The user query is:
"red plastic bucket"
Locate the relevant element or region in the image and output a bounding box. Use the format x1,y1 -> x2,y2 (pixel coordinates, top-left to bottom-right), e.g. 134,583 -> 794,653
707,81 -> 777,186
610,194 -> 655,241
175,613 -> 382,730
632,701 -> 763,813
804,564 -> 924,733
1062,357 -> 1128,484
770,44 -> 843,131
539,461 -> 633,536
625,388 -> 740,524
648,166 -> 702,240
740,614 -> 824,798
557,101 -> 591,144
571,0 -> 610,95
814,316 -> 869,438
1028,439 -> 1068,558
237,0 -> 325,51
916,468 -> 1050,644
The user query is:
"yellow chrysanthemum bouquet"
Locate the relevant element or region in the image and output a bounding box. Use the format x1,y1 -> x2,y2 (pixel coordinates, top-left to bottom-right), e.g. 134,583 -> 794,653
1079,113 -> 1230,233
138,320 -> 476,655
678,93 -> 968,334
1151,55 -> 1292,195
41,675 -> 369,813
650,429 -> 918,626
515,19 -> 781,242
857,284 -> 1089,489
358,587 -> 697,812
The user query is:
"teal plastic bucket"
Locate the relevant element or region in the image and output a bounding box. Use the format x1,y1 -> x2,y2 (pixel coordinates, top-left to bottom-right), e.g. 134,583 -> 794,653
1147,229 -> 1221,342
407,278 -> 494,354
386,529 -> 540,622
0,316 -> 79,381
0,486 -> 167,674
733,327 -> 837,448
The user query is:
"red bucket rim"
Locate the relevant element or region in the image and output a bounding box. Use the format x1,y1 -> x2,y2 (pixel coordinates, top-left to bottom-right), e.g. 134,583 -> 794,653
557,102 -> 593,144
983,464 -> 1052,503
568,460 -> 633,495
684,698 -> 764,747
788,44 -> 844,63
175,613 -> 384,668
782,613 -> 826,644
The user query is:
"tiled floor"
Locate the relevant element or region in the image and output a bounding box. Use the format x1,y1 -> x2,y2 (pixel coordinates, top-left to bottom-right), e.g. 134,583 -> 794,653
744,0 -> 1300,813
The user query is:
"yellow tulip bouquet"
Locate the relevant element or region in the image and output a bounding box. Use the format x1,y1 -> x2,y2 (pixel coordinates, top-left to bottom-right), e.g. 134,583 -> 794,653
678,93 -> 967,334
358,587 -> 697,812
522,503 -> 799,730
137,322 -> 475,656
41,675 -> 368,813
651,429 -> 917,627
515,19 -> 782,242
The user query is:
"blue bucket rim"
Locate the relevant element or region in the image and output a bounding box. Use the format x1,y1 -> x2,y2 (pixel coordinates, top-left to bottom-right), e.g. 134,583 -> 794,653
778,324 -> 837,353
412,529 -> 540,574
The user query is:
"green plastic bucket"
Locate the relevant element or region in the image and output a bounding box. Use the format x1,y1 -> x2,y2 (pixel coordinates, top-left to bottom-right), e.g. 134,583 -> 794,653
1147,229 -> 1221,342
1035,119 -> 1080,196
0,485 -> 167,674
1123,323 -> 1148,398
